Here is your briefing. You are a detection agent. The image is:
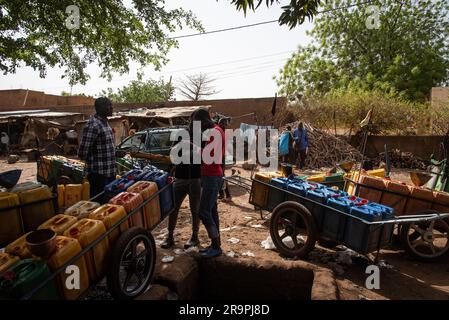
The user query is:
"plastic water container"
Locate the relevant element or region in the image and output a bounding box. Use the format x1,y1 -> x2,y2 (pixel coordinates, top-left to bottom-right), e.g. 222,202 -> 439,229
381,180 -> 410,215
5,232 -> 33,259
63,219 -> 109,282
405,186 -> 434,214
57,185 -> 65,209
367,202 -> 395,246
38,214 -> 78,235
104,177 -> 136,200
250,172 -> 283,208
82,180 -> 90,201
89,204 -> 129,245
65,201 -> 101,220
17,184 -> 55,232
122,169 -> 146,182
0,192 -> 22,247
0,253 -> 19,274
0,259 -> 59,300
64,184 -> 83,208
141,171 -> 173,218
358,175 -> 387,203
323,195 -> 356,241
306,188 -> 342,230
109,192 -> 145,228
344,204 -> 383,253
432,191 -> 449,214
307,174 -> 326,183
47,236 -> 89,300
11,182 -> 42,194
266,178 -> 289,211
127,181 -> 161,229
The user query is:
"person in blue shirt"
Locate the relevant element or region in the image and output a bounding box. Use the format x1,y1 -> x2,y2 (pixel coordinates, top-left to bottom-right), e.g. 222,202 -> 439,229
293,122 -> 309,169
279,125 -> 294,163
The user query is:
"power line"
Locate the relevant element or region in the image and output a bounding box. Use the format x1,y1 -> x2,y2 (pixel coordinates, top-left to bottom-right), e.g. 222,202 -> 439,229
169,0 -> 375,40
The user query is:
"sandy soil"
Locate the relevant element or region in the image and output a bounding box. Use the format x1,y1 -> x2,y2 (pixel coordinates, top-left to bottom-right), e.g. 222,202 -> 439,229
2,157 -> 449,300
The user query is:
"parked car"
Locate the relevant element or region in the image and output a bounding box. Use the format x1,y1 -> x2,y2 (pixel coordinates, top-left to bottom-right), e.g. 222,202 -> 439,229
116,126 -> 186,171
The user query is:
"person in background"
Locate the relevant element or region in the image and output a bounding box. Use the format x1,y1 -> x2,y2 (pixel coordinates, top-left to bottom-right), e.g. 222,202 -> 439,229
161,114 -> 202,249
0,132 -> 10,155
293,122 -> 309,169
78,97 -> 116,203
192,108 -> 225,258
217,117 -> 232,202
279,125 -> 293,163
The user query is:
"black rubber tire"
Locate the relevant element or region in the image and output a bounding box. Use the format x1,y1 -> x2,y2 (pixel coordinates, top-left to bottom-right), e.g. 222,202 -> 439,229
107,227 -> 156,300
400,219 -> 449,263
269,201 -> 318,259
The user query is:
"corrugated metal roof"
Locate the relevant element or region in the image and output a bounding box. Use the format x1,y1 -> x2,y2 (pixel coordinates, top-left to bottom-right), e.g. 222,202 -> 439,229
0,110 -> 81,120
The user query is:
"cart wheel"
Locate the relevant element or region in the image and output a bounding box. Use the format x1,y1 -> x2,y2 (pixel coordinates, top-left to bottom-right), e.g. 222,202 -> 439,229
400,219 -> 449,262
269,201 -> 317,259
57,175 -> 72,185
107,227 -> 156,299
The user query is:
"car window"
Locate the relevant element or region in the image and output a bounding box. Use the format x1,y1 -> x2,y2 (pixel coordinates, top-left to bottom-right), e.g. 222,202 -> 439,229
119,133 -> 146,150
147,132 -> 173,149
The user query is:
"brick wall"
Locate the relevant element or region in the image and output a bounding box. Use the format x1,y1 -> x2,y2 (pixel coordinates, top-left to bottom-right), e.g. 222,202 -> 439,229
0,89 -> 94,109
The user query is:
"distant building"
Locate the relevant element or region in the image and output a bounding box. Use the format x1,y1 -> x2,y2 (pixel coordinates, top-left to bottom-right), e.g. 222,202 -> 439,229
0,89 -> 94,111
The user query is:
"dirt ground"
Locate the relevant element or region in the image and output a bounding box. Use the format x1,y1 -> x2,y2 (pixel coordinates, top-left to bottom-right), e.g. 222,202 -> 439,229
2,157 -> 449,300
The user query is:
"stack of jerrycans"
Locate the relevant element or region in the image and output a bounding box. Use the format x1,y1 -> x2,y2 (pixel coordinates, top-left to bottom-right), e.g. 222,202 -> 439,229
140,170 -> 173,218
127,181 -> 161,229
344,200 -> 394,253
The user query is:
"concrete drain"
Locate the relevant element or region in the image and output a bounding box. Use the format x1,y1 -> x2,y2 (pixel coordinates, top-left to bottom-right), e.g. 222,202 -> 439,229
145,251 -> 338,300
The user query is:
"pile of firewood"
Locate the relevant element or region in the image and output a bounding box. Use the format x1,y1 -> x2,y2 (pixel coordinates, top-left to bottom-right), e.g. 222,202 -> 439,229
373,149 -> 428,170
283,121 -> 363,169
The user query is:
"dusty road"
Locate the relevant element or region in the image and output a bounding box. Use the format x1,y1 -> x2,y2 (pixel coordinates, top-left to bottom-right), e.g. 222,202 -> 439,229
2,158 -> 449,300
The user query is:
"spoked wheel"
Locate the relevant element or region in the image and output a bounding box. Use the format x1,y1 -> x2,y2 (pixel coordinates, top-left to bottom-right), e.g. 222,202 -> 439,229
400,219 -> 449,262
269,201 -> 318,259
107,227 -> 156,299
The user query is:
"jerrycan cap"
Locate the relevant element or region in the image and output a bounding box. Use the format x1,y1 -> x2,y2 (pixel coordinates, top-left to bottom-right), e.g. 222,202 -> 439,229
167,176 -> 174,184
69,227 -> 80,237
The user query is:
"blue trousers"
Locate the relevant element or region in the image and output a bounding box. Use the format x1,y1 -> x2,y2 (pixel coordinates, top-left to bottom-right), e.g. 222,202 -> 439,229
199,176 -> 223,239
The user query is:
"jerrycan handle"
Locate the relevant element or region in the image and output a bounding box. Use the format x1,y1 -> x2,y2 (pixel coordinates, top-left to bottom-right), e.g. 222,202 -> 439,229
54,216 -> 66,225
13,261 -> 37,279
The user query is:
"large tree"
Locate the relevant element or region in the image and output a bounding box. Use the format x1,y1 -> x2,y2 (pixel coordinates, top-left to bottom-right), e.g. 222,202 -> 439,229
229,0 -> 321,28
276,0 -> 449,101
0,1 -> 202,85
102,78 -> 174,103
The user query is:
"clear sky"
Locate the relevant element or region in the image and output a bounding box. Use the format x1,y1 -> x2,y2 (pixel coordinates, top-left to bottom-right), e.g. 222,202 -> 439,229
0,1 -> 313,100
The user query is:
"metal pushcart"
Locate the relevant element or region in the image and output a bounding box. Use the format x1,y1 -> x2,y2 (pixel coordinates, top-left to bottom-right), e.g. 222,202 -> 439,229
249,178 -> 449,263
6,179 -> 175,300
